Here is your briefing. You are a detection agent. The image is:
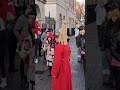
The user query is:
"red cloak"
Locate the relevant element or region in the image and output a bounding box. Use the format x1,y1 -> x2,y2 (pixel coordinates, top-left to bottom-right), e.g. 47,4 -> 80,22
51,43 -> 72,90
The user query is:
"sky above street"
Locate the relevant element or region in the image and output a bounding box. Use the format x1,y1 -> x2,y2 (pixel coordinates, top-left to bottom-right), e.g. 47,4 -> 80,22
76,0 -> 85,4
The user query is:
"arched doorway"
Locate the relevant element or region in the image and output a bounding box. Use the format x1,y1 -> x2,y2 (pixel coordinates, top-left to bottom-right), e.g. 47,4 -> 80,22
35,4 -> 41,24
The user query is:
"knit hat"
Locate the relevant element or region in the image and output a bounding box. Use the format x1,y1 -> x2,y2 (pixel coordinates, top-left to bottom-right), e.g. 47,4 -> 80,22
111,8 -> 120,17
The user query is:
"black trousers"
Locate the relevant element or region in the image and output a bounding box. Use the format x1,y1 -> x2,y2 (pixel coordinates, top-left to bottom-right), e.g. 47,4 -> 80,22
8,31 -> 17,71
81,54 -> 86,62
111,66 -> 120,90
35,39 -> 38,59
38,40 -> 42,56
48,66 -> 52,74
0,30 -> 7,78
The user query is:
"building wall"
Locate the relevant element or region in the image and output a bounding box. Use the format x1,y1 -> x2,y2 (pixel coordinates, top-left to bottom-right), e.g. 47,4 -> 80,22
35,0 -> 45,27
56,3 -> 67,30
45,4 -> 57,18
45,0 -> 76,34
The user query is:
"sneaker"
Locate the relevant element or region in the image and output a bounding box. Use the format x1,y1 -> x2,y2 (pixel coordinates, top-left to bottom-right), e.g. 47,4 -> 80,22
35,58 -> 38,64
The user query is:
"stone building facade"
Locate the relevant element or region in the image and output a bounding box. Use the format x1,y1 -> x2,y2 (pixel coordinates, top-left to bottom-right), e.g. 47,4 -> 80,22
45,0 -> 76,35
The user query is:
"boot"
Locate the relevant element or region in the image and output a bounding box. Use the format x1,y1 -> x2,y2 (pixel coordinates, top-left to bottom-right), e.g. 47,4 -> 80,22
0,78 -> 7,88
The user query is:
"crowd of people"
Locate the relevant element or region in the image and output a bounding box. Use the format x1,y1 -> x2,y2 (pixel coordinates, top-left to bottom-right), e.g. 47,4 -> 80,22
95,0 -> 120,90
0,1 -> 72,90
0,2 -> 40,89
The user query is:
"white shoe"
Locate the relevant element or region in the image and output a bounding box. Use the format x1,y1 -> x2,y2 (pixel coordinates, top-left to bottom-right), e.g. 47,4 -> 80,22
0,78 -> 7,88
35,58 -> 38,64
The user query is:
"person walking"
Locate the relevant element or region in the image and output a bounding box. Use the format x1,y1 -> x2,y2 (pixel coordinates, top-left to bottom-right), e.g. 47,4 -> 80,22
74,27 -> 79,46
14,4 -> 33,40
45,33 -> 54,76
41,28 -> 48,60
108,8 -> 120,89
0,18 -> 7,88
34,18 -> 42,63
95,0 -> 106,46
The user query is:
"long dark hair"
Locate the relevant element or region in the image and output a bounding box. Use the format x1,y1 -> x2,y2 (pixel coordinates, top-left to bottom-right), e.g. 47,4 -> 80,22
28,24 -> 35,46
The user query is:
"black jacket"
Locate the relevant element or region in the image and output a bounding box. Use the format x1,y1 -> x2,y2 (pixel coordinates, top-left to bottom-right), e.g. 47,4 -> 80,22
110,32 -> 120,62
103,19 -> 120,49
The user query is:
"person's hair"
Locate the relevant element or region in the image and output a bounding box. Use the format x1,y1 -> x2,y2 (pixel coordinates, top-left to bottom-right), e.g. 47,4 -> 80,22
24,4 -> 34,14
111,8 -> 120,17
28,24 -> 35,45
28,11 -> 37,19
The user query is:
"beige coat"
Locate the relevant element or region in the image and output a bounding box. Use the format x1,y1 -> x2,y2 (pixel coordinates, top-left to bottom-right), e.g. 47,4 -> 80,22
19,34 -> 35,82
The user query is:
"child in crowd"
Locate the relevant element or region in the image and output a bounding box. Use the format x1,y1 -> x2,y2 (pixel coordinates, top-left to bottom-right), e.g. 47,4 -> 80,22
19,37 -> 32,87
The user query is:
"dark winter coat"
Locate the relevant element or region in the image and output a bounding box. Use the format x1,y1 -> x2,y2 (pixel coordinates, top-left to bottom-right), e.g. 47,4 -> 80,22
110,32 -> 120,62
109,19 -> 120,62
103,19 -> 120,49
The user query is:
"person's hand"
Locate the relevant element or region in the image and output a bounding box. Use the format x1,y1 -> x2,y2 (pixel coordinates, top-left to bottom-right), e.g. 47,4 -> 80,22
52,76 -> 56,78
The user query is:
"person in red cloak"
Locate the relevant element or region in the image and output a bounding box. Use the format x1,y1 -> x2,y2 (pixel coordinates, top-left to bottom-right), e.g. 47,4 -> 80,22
51,19 -> 72,90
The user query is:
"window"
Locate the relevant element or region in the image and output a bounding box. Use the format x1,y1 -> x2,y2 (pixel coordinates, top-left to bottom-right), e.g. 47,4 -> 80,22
59,14 -> 62,20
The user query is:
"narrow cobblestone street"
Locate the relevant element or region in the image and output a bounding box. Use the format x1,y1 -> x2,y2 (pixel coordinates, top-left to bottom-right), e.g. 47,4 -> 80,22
1,22 -> 117,90
35,36 -> 85,90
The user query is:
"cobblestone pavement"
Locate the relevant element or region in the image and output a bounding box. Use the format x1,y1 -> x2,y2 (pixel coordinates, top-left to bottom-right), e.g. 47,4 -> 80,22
35,36 -> 85,90
1,36 -> 85,90
85,22 -> 115,90
0,54 -> 28,90
1,22 -> 116,90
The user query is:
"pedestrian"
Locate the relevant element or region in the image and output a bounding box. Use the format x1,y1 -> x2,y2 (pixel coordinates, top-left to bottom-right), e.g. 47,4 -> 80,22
108,8 -> 120,89
0,18 -> 7,88
76,25 -> 84,62
6,7 -> 18,73
36,18 -> 42,57
51,19 -> 72,90
95,0 -> 106,46
45,33 -> 54,76
19,11 -> 37,87
34,18 -> 42,63
100,10 -> 112,85
79,29 -> 85,63
41,28 -> 48,60
74,26 -> 79,46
